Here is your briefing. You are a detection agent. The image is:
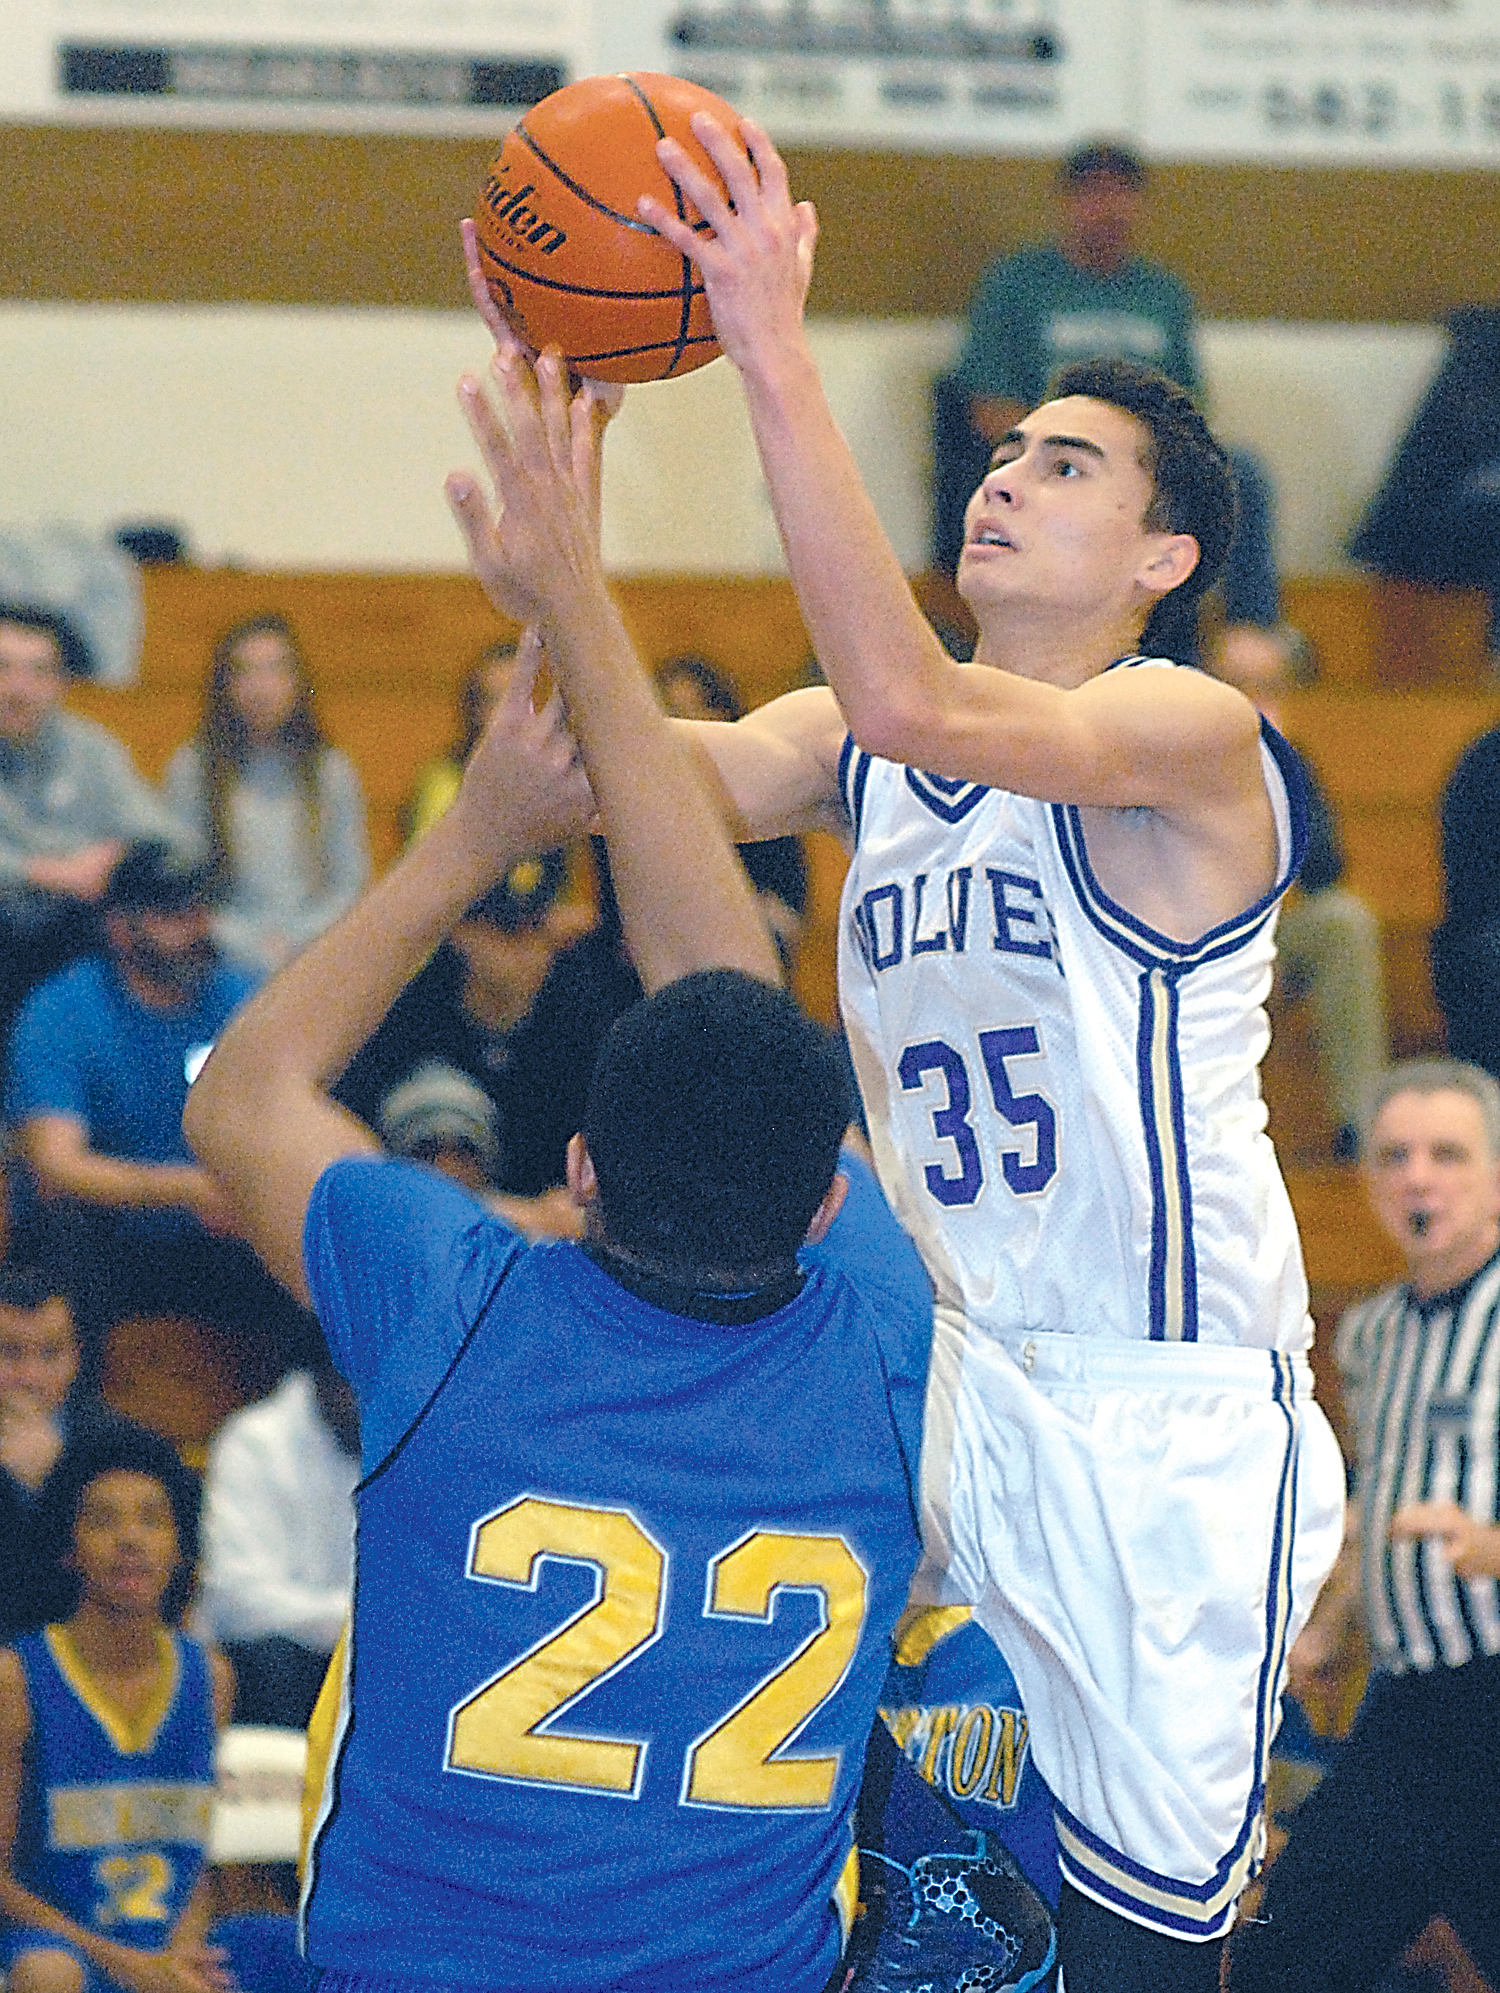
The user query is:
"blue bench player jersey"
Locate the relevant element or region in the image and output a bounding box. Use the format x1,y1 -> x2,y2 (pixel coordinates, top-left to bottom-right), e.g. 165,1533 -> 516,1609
300,1153 -> 932,1993
10,1627 -> 215,1947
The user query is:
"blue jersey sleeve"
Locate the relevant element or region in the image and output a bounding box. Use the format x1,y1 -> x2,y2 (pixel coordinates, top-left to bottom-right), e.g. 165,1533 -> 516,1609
304,1156 -> 526,1471
803,1149 -> 933,1499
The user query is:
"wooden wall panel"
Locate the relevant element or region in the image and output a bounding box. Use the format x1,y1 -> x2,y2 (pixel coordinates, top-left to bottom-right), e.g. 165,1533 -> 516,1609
5,125 -> 1499,324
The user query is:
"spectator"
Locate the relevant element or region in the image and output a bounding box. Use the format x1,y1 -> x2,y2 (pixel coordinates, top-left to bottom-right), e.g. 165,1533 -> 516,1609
1349,304 -> 1500,661
1208,622 -> 1387,1157
1431,717 -> 1500,1079
934,140 -> 1279,656
379,1060 -> 500,1196
165,613 -> 369,974
334,854 -> 587,1233
1228,1059 -> 1500,1993
0,1267 -> 155,1642
0,1425 -> 232,1993
376,1059 -> 578,1237
655,653 -> 809,976
0,602 -> 185,1032
197,1344 -> 358,1729
5,841 -> 317,1391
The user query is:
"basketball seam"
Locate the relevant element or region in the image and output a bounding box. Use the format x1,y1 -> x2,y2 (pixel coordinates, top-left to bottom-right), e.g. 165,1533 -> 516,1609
477,237 -> 707,305
622,73 -> 697,378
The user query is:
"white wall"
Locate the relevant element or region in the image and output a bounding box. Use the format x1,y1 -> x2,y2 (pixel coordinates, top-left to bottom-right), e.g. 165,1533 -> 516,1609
0,301 -> 1444,577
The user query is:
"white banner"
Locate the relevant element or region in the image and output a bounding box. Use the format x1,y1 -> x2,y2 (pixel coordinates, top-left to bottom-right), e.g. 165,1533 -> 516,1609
7,0 -> 1500,157
0,0 -> 591,129
1141,0 -> 1500,163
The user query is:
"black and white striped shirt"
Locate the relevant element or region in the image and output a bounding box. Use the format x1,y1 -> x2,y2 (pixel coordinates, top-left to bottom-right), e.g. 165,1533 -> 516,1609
1336,1252 -> 1500,1674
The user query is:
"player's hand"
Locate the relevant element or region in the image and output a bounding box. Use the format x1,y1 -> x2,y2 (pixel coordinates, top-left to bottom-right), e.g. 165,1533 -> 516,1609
638,114 -> 818,376
1390,1499 -> 1500,1579
453,628 -> 593,860
461,217 -> 626,425
168,1941 -> 237,1993
447,342 -> 610,626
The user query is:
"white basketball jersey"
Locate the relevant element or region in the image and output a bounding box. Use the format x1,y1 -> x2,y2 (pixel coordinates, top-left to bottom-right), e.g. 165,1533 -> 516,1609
836,658 -> 1312,1352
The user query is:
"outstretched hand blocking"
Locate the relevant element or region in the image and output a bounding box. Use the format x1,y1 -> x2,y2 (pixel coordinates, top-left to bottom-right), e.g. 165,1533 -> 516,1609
446,341 -> 612,630
639,113 -> 818,373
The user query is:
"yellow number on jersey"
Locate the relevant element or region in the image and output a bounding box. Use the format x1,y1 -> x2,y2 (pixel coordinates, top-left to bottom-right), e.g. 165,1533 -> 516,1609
446,1496 -> 665,1796
94,1851 -> 173,1926
684,1532 -> 867,1810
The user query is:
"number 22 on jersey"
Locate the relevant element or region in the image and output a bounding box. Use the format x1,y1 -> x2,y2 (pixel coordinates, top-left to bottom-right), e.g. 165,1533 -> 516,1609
445,1495 -> 867,1810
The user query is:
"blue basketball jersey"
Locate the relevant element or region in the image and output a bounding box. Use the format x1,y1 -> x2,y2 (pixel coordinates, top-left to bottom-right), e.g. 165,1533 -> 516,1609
879,1606 -> 1060,1906
11,1627 -> 215,1947
300,1154 -> 931,1993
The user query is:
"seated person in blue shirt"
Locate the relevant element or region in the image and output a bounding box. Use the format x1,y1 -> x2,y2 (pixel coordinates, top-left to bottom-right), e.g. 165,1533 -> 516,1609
183,352 -> 1054,1993
5,843 -> 319,1392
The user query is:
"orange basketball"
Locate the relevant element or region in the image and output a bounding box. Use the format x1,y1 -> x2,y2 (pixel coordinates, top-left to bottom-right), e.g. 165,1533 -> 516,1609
474,72 -> 743,385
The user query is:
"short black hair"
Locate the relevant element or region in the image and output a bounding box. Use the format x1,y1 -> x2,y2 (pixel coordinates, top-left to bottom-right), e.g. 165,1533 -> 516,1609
37,1424 -> 201,1624
0,602 -> 92,679
583,970 -> 850,1284
102,840 -> 218,914
1046,357 -> 1236,660
0,1265 -> 68,1315
1060,140 -> 1145,189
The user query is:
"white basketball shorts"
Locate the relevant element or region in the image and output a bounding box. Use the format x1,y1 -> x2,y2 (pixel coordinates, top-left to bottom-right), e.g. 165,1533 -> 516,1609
913,1310 -> 1346,1941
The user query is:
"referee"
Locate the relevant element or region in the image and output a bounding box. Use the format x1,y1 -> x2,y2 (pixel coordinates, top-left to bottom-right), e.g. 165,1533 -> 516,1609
1229,1058 -> 1500,1992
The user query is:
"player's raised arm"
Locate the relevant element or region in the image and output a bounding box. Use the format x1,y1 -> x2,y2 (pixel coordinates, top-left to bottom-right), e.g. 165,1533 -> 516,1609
640,117 -> 1260,822
447,341 -> 779,994
638,116 -> 954,760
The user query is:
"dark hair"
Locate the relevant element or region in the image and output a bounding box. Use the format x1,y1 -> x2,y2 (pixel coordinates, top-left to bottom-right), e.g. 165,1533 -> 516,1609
201,614 -> 329,892
103,839 -> 218,914
1047,357 -> 1236,660
456,639 -> 521,761
654,654 -> 743,722
583,969 -> 850,1283
1060,140 -> 1146,189
37,1424 -> 201,1625
0,602 -> 92,679
0,1265 -> 68,1315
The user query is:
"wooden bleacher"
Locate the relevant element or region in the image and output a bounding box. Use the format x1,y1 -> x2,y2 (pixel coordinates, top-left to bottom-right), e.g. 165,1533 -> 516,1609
61,566 -> 1495,1358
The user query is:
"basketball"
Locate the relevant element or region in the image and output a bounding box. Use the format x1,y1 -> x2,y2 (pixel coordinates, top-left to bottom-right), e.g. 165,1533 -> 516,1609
474,72 -> 744,385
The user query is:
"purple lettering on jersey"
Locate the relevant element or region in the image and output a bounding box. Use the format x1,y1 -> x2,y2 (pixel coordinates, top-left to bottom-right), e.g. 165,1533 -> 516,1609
985,871 -> 1052,960
946,868 -> 973,953
911,874 -> 946,956
860,884 -> 904,971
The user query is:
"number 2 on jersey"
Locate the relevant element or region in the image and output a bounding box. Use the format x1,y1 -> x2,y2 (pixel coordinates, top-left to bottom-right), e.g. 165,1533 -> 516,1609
445,1497 -> 867,1810
899,1024 -> 1057,1205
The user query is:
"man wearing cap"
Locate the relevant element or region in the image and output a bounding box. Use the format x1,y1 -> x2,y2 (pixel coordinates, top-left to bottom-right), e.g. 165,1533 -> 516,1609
4,840 -> 314,1386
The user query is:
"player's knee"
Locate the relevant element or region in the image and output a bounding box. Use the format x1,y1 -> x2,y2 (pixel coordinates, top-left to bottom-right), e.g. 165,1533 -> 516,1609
8,1947 -> 87,1993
